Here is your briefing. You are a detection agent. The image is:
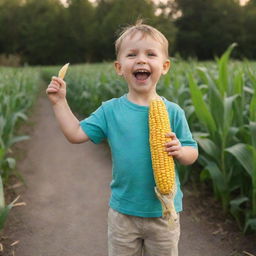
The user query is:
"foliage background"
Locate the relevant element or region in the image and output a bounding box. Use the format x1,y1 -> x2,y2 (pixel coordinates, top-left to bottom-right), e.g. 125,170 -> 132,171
0,0 -> 256,65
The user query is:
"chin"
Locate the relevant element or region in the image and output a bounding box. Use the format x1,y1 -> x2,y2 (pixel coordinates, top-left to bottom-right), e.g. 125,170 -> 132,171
133,86 -> 155,94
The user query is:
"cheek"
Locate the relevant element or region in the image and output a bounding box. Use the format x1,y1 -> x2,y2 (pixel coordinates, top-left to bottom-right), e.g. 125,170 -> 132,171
122,63 -> 133,74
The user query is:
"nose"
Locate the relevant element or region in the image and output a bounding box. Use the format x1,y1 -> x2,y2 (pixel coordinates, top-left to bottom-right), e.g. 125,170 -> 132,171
136,54 -> 147,64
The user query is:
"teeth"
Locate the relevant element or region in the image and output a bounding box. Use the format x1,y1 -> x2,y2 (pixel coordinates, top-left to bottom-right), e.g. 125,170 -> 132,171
134,69 -> 150,73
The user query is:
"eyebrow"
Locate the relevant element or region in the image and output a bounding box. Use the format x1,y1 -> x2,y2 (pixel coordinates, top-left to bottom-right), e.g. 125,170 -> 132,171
127,48 -> 157,52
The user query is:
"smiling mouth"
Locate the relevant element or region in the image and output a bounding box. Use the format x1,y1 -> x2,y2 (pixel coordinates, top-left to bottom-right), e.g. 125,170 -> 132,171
133,70 -> 151,81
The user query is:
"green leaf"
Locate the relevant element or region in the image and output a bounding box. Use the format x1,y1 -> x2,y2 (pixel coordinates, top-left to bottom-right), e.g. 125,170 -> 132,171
0,195 -> 20,231
249,122 -> 256,148
247,66 -> 256,91
230,196 -> 249,231
192,132 -> 209,138
230,196 -> 249,211
196,66 -> 225,130
225,144 -> 254,177
0,176 -> 5,209
193,136 -> 219,163
188,73 -> 216,134
0,147 -> 5,161
200,169 -> 210,182
6,158 -> 16,169
249,91 -> 256,122
7,135 -> 30,148
223,95 -> 239,136
205,160 -> 227,195
233,71 -> 244,95
0,207 -> 11,230
196,66 -> 211,85
208,81 -> 224,131
217,43 -> 237,96
244,218 -> 256,233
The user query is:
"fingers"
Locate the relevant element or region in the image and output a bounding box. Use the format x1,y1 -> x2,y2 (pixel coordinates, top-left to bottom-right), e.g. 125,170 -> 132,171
46,76 -> 66,94
165,132 -> 176,139
164,132 -> 182,156
51,76 -> 66,88
46,81 -> 59,94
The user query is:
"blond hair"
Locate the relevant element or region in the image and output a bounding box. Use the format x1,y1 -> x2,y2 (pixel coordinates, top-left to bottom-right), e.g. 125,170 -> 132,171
115,20 -> 169,59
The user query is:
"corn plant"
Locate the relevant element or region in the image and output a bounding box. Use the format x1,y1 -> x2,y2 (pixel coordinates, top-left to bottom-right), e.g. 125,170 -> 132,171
224,65 -> 256,233
187,44 -> 256,232
0,176 -> 19,230
0,67 -> 40,230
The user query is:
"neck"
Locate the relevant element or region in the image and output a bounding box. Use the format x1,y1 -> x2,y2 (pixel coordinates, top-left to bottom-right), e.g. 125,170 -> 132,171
127,91 -> 162,106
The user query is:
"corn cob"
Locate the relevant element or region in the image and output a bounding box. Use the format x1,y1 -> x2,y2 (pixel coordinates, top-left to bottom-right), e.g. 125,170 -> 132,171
58,63 -> 69,79
149,98 -> 178,225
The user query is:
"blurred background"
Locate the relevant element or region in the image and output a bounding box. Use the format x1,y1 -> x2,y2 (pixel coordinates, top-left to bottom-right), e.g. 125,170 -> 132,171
0,0 -> 256,66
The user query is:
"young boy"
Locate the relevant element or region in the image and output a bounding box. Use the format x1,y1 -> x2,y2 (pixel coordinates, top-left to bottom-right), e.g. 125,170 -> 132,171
46,20 -> 198,256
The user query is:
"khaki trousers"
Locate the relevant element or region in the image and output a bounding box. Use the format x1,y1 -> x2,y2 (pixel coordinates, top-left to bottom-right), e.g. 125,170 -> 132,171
108,207 -> 180,256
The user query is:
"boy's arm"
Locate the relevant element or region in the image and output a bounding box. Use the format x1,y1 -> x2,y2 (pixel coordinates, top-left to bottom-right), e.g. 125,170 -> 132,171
46,76 -> 89,144
175,146 -> 198,166
52,99 -> 89,144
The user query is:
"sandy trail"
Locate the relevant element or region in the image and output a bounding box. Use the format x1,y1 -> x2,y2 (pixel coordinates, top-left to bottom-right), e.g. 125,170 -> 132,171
6,93 -> 248,256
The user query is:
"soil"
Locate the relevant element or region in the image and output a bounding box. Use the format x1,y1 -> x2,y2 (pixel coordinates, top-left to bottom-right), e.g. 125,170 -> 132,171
0,91 -> 255,256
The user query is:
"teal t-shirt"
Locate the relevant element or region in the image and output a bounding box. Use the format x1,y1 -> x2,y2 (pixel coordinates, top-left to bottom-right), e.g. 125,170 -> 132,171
79,94 -> 197,217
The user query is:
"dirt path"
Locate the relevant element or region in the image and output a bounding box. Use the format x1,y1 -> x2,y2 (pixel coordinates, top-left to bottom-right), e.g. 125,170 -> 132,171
4,93 -> 256,256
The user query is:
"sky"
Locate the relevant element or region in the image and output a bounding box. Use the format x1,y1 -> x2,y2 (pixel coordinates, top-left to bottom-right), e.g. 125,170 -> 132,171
240,0 -> 250,4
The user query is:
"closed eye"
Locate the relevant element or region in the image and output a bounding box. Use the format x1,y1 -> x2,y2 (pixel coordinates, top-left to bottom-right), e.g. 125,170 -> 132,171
148,53 -> 156,56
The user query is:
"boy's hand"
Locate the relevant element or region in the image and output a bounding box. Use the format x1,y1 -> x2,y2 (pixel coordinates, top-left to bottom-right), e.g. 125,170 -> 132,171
164,132 -> 183,159
46,76 -> 67,105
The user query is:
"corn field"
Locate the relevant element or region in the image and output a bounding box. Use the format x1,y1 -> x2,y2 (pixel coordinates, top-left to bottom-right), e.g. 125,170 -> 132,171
1,44 -> 256,233
0,67 -> 40,230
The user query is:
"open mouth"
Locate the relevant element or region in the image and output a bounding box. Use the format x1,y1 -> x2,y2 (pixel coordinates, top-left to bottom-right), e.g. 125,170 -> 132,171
133,69 -> 151,81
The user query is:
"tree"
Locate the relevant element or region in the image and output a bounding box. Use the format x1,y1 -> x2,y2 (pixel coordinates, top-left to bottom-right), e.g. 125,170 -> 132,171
94,0 -> 156,61
0,0 -> 24,54
88,0 -> 115,61
173,0 -> 244,59
240,0 -> 256,58
18,0 -> 66,65
65,0 -> 95,62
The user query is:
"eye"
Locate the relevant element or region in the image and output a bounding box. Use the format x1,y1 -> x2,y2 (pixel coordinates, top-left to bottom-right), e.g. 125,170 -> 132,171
127,53 -> 136,57
148,53 -> 156,57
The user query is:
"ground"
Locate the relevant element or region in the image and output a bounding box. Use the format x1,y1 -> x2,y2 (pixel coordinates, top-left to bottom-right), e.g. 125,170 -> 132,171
0,92 -> 255,256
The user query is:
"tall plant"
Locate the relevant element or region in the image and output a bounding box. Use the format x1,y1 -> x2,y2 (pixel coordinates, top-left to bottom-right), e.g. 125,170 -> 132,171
188,43 -> 256,232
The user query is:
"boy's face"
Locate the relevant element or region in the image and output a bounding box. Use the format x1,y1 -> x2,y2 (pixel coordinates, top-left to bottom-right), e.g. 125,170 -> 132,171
114,32 -> 170,95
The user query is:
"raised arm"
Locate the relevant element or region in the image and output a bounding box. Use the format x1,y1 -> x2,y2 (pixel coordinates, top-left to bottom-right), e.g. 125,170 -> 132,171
46,76 -> 89,144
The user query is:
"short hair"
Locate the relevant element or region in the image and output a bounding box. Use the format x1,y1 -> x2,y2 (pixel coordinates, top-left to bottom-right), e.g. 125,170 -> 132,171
115,19 -> 169,59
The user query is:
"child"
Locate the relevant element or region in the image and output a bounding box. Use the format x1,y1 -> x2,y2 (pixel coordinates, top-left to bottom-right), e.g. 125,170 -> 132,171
46,20 -> 198,256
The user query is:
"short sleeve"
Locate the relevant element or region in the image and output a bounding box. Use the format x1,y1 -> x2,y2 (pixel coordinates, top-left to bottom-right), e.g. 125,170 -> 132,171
174,108 -> 198,148
79,105 -> 108,144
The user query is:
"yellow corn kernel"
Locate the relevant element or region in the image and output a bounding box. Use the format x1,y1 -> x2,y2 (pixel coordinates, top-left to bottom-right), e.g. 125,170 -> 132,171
58,63 -> 69,79
149,99 -> 175,195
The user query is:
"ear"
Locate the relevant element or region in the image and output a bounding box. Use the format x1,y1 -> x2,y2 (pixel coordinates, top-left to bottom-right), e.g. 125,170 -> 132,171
114,61 -> 122,76
162,59 -> 171,75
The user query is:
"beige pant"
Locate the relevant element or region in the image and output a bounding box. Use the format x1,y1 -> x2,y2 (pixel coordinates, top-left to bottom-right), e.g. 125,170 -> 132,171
108,207 -> 180,256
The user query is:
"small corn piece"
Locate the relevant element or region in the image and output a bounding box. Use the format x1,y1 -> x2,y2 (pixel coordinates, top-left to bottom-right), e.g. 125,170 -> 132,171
58,63 -> 69,79
149,98 -> 178,225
